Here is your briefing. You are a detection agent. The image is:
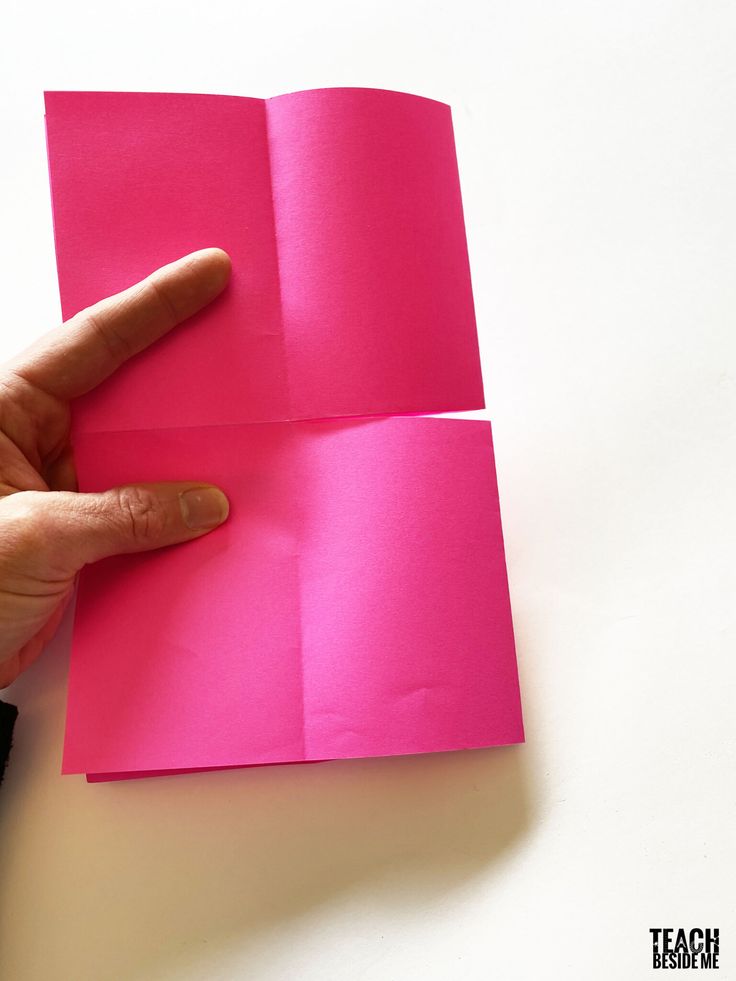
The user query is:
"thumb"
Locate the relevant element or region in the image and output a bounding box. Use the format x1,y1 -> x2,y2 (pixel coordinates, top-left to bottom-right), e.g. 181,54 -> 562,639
4,484 -> 230,573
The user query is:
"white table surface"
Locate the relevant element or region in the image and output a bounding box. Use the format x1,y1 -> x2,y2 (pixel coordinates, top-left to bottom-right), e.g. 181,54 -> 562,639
1,2 -> 734,979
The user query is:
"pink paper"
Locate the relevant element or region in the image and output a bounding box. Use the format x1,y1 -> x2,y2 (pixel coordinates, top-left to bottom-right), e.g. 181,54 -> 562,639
45,89 -> 484,433
45,89 -> 522,781
64,418 -> 522,778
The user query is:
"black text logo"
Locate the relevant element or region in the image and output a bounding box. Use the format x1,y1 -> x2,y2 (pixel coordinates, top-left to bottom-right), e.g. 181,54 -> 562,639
650,928 -> 719,970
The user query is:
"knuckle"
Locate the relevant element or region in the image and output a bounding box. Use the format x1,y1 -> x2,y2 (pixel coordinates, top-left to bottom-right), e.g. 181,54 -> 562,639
112,487 -> 168,543
143,276 -> 180,327
81,307 -> 134,364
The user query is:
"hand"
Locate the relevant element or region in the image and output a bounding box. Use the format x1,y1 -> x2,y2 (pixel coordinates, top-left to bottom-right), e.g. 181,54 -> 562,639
0,249 -> 231,688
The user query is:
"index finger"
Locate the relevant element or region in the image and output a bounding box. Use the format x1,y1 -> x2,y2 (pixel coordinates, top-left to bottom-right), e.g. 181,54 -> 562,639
8,248 -> 231,400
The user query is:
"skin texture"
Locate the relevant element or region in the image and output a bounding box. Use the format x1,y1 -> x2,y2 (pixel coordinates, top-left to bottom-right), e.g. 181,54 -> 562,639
0,249 -> 232,688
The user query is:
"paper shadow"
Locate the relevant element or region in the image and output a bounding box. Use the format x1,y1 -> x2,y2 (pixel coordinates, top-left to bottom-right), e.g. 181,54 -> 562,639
1,606 -> 533,981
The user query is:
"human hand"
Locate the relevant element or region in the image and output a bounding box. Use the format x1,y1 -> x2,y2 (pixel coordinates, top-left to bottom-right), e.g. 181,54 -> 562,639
0,249 -> 231,688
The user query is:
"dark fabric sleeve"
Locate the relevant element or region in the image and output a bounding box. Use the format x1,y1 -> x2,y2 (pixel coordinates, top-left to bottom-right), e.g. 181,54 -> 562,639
0,699 -> 18,786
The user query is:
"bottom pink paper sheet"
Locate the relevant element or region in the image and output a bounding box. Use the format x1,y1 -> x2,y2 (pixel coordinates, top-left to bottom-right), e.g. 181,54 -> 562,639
64,417 -> 523,780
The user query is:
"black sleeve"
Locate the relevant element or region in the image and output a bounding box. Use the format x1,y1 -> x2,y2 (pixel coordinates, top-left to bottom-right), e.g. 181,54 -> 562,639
0,699 -> 18,786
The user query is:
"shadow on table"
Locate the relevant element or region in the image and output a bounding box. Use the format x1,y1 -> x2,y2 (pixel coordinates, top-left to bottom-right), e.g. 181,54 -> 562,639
1,612 -> 534,981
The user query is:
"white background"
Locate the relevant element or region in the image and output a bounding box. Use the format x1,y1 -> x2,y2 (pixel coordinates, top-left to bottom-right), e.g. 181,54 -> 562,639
1,2 -> 734,979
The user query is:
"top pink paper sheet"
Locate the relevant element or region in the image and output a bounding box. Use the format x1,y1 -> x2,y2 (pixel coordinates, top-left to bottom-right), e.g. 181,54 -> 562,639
45,89 -> 484,432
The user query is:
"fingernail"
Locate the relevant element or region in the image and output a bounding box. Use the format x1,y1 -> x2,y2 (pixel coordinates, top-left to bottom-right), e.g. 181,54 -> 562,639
179,487 -> 229,530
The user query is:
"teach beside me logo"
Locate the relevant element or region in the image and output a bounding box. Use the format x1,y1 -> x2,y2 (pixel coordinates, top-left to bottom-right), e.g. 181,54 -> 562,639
650,928 -> 720,970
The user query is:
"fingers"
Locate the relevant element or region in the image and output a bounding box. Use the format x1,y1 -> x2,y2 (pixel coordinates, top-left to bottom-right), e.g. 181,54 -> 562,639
0,483 -> 230,574
7,248 -> 231,400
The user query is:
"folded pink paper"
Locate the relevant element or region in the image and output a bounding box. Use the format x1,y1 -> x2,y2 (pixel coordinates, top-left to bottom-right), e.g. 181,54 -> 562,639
45,89 -> 484,433
64,418 -> 522,779
45,88 -> 522,781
